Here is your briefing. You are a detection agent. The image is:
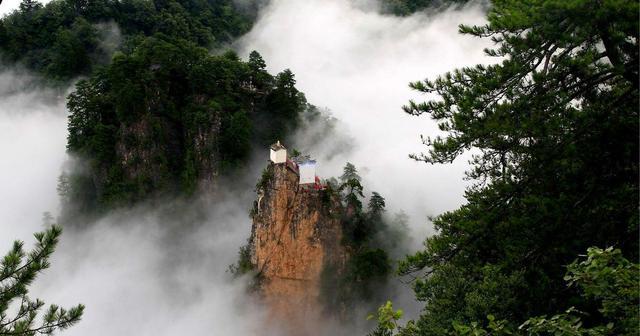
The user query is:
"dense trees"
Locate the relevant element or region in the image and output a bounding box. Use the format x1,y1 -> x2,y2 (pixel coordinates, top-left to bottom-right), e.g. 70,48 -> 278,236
0,226 -> 84,335
64,35 -> 305,211
0,0 -> 254,80
321,164 -> 412,313
386,0 -> 638,334
0,1 -> 306,214
371,248 -> 639,336
449,247 -> 639,336
381,0 -> 469,16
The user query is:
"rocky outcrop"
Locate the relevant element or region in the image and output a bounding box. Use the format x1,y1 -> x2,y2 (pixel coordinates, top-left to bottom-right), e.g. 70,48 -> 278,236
115,116 -> 179,191
250,162 -> 347,332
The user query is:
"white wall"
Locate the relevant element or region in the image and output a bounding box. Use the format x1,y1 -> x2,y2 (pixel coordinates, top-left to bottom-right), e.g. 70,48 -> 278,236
299,163 -> 316,184
270,148 -> 287,163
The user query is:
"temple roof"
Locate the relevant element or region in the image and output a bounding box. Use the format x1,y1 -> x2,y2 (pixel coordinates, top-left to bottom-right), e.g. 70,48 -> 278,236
270,140 -> 286,151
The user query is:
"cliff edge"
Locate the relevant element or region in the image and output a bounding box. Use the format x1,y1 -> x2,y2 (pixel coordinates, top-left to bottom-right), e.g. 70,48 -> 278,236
249,162 -> 347,330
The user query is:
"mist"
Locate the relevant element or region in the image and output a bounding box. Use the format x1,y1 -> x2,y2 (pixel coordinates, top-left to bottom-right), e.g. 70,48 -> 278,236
237,0 -> 491,243
0,69 -> 285,335
1,0 -> 493,335
0,0 -> 50,15
0,70 -> 66,248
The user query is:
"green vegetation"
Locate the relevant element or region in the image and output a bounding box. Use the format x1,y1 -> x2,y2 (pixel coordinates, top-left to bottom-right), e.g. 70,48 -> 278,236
381,0 -> 469,16
0,226 -> 84,335
0,0 -> 254,81
371,247 -> 639,336
228,239 -> 256,283
451,247 -> 639,336
255,167 -> 275,193
64,36 -> 305,211
0,1 -> 307,215
367,301 -> 407,336
321,163 -> 408,313
374,0 -> 639,334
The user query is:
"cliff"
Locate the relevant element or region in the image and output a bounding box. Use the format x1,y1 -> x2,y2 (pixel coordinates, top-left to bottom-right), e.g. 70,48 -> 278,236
64,39 -> 304,212
250,162 -> 348,331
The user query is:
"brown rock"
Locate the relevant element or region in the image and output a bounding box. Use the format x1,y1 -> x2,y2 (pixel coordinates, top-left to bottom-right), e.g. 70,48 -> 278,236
250,163 -> 347,334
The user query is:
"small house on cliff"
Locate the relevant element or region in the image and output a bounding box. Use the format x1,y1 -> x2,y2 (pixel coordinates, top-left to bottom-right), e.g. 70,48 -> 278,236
270,140 -> 287,164
268,142 -> 321,188
298,159 -> 317,185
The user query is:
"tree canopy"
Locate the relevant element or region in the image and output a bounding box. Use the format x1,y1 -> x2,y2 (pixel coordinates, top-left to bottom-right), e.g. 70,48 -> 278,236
380,0 -> 470,16
64,35 -> 305,212
321,164 -> 411,315
0,0 -> 254,81
393,0 -> 638,334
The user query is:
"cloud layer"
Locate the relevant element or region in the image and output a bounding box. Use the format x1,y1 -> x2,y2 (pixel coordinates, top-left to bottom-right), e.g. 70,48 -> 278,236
237,0 -> 491,242
1,1 -> 493,334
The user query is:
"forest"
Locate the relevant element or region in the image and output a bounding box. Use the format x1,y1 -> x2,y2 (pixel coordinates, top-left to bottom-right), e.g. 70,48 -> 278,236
0,0 -> 637,335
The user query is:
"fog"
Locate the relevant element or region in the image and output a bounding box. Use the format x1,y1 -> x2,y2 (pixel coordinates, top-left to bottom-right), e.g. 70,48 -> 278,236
237,0 -> 491,242
0,70 -> 66,248
0,0 -> 50,15
1,0 -> 491,335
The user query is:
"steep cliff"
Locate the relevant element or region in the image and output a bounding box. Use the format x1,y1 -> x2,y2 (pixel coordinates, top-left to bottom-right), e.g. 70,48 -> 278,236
63,36 -> 305,213
249,162 -> 348,330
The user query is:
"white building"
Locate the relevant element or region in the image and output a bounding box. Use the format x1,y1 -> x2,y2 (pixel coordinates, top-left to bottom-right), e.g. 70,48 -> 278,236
298,160 -> 317,185
269,140 -> 287,164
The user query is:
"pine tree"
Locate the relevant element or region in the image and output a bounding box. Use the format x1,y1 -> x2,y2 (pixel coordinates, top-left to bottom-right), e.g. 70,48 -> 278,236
0,226 -> 84,335
368,192 -> 386,216
248,50 -> 266,71
399,0 -> 638,333
339,163 -> 364,212
18,0 -> 41,12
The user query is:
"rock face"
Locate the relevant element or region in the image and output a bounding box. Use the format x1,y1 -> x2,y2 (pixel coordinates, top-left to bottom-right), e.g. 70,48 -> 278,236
250,162 -> 347,331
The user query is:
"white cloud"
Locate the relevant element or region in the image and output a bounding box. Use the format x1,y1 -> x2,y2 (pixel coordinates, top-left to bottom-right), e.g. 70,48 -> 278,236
237,0 -> 492,242
0,0 -> 52,16
1,1 -> 496,334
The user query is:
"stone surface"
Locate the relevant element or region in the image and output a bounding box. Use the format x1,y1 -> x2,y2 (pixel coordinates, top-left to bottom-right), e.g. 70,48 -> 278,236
250,163 -> 347,333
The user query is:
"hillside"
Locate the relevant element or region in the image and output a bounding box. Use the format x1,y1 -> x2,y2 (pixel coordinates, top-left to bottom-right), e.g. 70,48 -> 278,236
60,37 -> 306,213
0,0 -> 256,81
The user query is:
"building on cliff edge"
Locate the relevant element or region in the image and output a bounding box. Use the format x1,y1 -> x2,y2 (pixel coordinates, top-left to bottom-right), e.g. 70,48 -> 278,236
269,141 -> 323,190
252,141 -> 348,333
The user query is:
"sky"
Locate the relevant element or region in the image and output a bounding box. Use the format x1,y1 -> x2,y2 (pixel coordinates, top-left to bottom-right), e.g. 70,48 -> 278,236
0,0 -> 33,15
0,0 -> 492,334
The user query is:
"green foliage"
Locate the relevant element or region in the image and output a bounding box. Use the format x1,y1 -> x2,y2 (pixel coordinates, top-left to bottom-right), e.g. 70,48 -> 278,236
64,39 -> 305,211
380,0 -> 469,16
338,163 -> 367,245
367,301 -> 405,336
320,248 -> 392,314
228,241 -> 254,277
346,249 -> 392,296
399,0 -> 638,334
0,0 -> 254,81
368,192 -> 386,215
248,50 -> 266,72
339,162 -> 365,213
255,167 -> 274,192
228,239 -> 264,294
450,247 -> 639,336
321,164 -> 411,315
0,226 -> 84,335
262,69 -> 304,141
562,247 -> 639,335
375,248 -> 639,336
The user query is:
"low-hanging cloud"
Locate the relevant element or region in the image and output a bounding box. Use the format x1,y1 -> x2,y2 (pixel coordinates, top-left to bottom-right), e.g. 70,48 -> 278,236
0,69 -> 67,247
237,0 -> 492,243
0,69 -> 283,335
1,0 -> 495,335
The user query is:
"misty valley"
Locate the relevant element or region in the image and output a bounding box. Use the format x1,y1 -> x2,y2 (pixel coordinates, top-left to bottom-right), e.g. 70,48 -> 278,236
0,0 -> 637,335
